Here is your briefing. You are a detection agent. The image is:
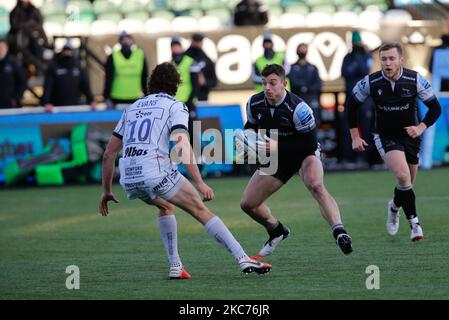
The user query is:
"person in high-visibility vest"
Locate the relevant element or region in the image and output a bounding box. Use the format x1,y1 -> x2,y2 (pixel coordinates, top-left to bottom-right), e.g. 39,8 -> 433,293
252,32 -> 289,93
103,31 -> 148,109
171,36 -> 202,162
170,37 -> 200,119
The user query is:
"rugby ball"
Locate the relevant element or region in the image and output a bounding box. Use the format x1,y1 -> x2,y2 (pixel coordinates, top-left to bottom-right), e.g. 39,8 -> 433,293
234,129 -> 261,161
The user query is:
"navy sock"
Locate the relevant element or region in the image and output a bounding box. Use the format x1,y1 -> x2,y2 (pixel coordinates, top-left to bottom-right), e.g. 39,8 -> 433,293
268,221 -> 285,238
394,185 -> 417,220
332,223 -> 347,240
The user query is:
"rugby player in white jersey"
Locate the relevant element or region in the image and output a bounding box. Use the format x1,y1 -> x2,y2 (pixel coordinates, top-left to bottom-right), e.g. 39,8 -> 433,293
99,62 -> 272,279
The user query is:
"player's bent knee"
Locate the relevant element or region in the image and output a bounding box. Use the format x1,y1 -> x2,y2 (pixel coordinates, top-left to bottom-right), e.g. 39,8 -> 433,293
159,207 -> 175,216
396,171 -> 411,185
240,199 -> 257,214
306,181 -> 325,196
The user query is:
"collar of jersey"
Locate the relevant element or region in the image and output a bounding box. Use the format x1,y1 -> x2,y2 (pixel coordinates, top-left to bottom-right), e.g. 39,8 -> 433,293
265,90 -> 287,107
381,67 -> 403,82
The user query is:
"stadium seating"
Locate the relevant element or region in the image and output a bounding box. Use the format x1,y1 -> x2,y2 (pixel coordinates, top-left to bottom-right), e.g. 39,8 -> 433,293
125,11 -> 149,21
168,0 -> 198,13
93,0 -> 118,16
358,6 -> 384,29
381,8 -> 413,24
199,16 -> 223,31
306,12 -> 333,27
144,17 -> 172,33
0,0 -> 398,37
90,19 -> 119,35
120,0 -> 145,16
97,12 -> 123,23
279,12 -> 306,28
205,8 -> 231,23
43,21 -> 64,39
151,9 -> 175,20
283,2 -> 309,16
171,16 -> 199,32
189,8 -> 204,19
117,18 -> 144,33
333,10 -> 360,26
0,0 -> 15,12
64,21 -> 91,36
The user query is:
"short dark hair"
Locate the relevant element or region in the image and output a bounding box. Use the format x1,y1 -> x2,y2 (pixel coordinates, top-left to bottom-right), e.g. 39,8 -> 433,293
379,42 -> 403,56
147,62 -> 181,96
261,64 -> 285,79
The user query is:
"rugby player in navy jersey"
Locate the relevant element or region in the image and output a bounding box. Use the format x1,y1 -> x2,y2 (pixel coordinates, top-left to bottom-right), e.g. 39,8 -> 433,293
240,64 -> 353,259
347,43 -> 441,241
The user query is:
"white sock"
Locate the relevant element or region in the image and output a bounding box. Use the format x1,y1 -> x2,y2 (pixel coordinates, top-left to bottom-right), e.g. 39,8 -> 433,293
158,215 -> 182,268
409,217 -> 420,225
204,216 -> 248,262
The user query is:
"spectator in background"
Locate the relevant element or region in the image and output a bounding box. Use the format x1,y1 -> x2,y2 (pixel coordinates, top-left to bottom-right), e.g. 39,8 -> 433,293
0,39 -> 26,108
340,31 -> 374,167
8,0 -> 49,76
104,31 -> 148,109
42,43 -> 96,112
233,0 -> 268,26
171,36 -> 202,154
171,36 -> 199,120
289,43 -> 322,127
253,32 -> 289,93
185,33 -> 217,102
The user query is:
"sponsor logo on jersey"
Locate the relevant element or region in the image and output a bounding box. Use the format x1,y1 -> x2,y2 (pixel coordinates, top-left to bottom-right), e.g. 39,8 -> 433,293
125,166 -> 143,177
418,76 -> 431,89
378,103 -> 410,111
136,110 -> 153,118
401,88 -> 413,97
169,169 -> 178,180
153,177 -> 169,192
361,79 -> 367,89
124,181 -> 145,190
124,146 -> 149,157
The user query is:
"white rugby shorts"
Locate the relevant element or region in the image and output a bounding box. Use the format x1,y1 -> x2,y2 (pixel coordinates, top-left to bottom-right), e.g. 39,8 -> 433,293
121,169 -> 186,201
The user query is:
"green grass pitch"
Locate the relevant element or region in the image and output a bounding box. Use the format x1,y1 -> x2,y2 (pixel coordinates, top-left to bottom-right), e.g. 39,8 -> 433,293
1,168 -> 449,300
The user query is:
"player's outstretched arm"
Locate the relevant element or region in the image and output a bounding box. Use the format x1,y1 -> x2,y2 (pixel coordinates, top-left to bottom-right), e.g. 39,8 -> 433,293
99,135 -> 122,216
171,131 -> 214,201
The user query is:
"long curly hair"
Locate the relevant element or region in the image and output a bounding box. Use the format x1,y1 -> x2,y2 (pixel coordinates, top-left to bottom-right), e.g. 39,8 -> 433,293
147,62 -> 181,96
